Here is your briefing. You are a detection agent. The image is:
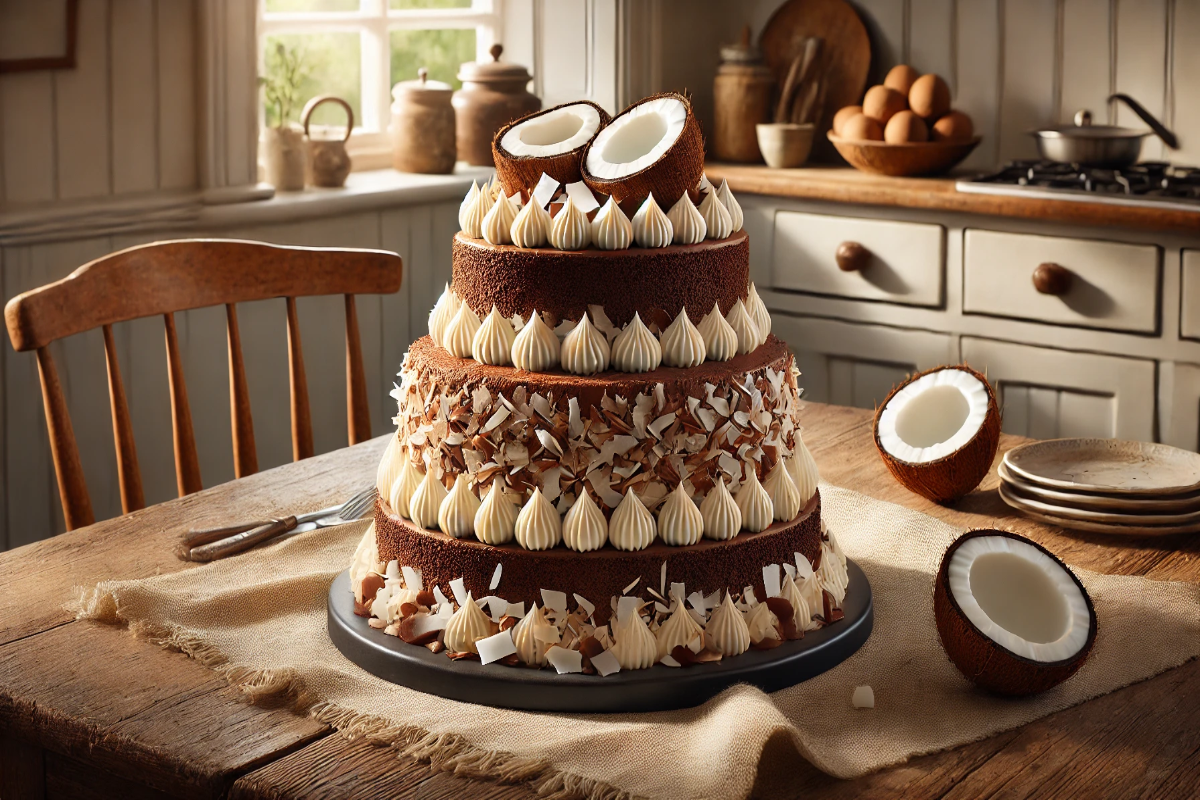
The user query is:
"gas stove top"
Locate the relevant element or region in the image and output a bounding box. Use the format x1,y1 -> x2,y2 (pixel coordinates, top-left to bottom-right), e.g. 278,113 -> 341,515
956,160 -> 1200,213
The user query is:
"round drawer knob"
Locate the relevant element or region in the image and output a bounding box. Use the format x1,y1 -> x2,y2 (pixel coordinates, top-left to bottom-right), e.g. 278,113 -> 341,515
836,241 -> 871,272
1032,262 -> 1073,296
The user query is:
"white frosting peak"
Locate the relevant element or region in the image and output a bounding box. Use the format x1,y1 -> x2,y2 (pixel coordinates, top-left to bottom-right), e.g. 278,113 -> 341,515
460,181 -> 494,238
734,466 -> 773,532
514,487 -> 562,550
443,303 -> 482,359
563,490 -> 608,552
611,312 -> 662,373
698,302 -> 738,362
475,482 -> 519,545
611,608 -> 657,669
389,457 -> 424,520
472,305 -> 517,366
666,193 -> 707,245
510,195 -> 552,248
427,284 -> 460,347
725,299 -> 761,355
700,476 -> 741,540
438,473 -> 480,538
609,488 -> 656,551
376,434 -> 405,500
745,597 -> 780,644
512,603 -> 552,665
699,188 -> 733,239
548,197 -> 591,250
408,468 -> 448,530
656,600 -> 704,659
788,432 -> 820,504
764,461 -> 802,521
511,311 -> 561,372
561,314 -> 611,375
632,193 -> 674,248
717,178 -> 744,232
592,195 -> 633,250
458,180 -> 480,230
659,307 -> 706,368
780,575 -> 816,632
657,482 -> 702,546
746,282 -> 771,340
444,592 -> 493,654
707,592 -> 751,655
482,191 -> 518,245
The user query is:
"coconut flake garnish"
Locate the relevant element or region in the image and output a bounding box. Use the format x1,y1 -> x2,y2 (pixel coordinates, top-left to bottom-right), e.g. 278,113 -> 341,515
573,593 -> 596,618
616,595 -> 642,623
489,563 -> 503,591
852,685 -> 875,709
450,577 -> 468,605
385,560 -> 401,580
763,564 -> 782,599
401,566 -> 423,592
534,624 -> 561,644
660,654 -> 681,668
687,591 -> 706,612
591,649 -> 622,677
412,613 -> 448,636
477,630 -> 518,665
783,562 -> 797,580
660,561 -> 668,597
546,646 -> 584,674
671,581 -> 686,602
795,551 -> 815,579
743,586 -> 758,606
622,577 -> 641,594
541,588 -> 568,612
505,601 -> 526,619
532,173 -> 560,209
433,585 -> 450,607
564,181 -> 600,213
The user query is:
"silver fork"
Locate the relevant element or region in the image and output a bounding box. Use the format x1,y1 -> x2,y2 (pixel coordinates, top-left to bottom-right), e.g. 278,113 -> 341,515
182,485 -> 377,562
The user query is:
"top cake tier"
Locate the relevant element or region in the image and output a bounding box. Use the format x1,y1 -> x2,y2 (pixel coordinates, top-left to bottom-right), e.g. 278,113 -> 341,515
451,231 -> 749,329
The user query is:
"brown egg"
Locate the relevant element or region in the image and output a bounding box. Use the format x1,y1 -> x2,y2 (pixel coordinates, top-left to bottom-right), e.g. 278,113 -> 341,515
884,64 -> 921,96
909,74 -> 951,119
840,113 -> 884,142
862,85 -> 908,125
884,110 -> 929,144
931,110 -> 975,142
832,105 -> 863,136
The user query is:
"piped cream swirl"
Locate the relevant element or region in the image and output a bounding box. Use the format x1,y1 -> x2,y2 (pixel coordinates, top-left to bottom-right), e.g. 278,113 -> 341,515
787,432 -> 820,504
376,434 -> 405,500
512,311 -> 560,372
666,193 -> 707,245
460,181 -> 494,238
563,490 -> 608,552
472,305 -> 517,366
725,299 -> 761,355
699,188 -> 733,239
611,312 -> 661,373
660,307 -> 706,367
698,302 -> 738,362
561,314 -> 611,375
657,482 -> 702,546
437,474 -> 480,538
632,193 -> 674,248
408,468 -> 448,530
444,593 -> 493,654
475,482 -> 518,545
549,197 -> 590,250
443,303 -> 482,359
735,466 -> 773,532
592,195 -> 633,250
609,489 -> 656,551
717,178 -> 744,232
512,603 -> 552,665
707,592 -> 751,655
427,284 -> 459,347
514,487 -> 562,550
611,607 -> 657,669
510,195 -> 551,248
458,180 -> 480,231
746,282 -> 771,340
700,476 -> 741,540
482,191 -> 518,245
656,601 -> 704,659
764,462 -> 802,521
389,457 -> 423,520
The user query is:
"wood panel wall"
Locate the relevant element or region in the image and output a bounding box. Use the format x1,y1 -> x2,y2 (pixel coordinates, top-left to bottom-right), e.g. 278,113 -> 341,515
660,0 -> 1200,168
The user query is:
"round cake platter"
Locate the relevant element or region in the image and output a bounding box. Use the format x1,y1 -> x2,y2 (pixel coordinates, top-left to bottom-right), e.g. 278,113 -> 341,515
327,561 -> 873,713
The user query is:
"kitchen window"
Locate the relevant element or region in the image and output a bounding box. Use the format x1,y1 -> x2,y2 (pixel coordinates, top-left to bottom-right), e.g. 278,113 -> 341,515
257,0 -> 501,168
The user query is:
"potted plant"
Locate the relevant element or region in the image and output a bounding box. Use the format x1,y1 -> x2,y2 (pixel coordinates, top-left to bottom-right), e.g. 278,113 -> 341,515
260,42 -> 310,191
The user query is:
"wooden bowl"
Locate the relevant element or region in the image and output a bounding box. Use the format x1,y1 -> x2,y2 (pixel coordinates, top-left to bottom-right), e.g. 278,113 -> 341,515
827,134 -> 981,177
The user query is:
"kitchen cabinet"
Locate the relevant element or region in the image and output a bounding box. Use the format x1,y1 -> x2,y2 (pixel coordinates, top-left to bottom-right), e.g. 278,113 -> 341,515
1165,362 -> 1200,451
1179,250 -> 1200,340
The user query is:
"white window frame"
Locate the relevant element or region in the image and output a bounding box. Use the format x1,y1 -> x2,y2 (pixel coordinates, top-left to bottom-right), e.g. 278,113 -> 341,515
257,0 -> 501,169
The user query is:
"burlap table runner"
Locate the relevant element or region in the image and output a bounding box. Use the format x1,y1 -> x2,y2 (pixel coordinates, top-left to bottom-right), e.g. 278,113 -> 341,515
74,484 -> 1200,800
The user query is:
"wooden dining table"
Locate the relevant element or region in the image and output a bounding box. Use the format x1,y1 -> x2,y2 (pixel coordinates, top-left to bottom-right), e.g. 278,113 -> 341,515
1,402 -> 1198,799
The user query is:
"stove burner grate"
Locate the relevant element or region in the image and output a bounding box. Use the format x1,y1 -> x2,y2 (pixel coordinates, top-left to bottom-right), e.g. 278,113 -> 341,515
970,160 -> 1200,203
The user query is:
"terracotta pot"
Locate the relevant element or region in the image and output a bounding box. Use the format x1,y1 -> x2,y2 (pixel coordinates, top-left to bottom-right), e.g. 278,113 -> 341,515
390,68 -> 456,174
302,95 -> 353,188
265,125 -> 306,191
453,44 -> 540,167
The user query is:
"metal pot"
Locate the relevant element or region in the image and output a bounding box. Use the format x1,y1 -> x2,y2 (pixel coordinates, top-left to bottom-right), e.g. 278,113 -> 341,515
1030,93 -> 1178,167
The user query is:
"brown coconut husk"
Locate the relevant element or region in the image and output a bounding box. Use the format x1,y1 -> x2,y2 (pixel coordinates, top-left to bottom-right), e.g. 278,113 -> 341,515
934,529 -> 1097,696
873,364 -> 1001,504
581,92 -> 705,215
492,100 -> 612,199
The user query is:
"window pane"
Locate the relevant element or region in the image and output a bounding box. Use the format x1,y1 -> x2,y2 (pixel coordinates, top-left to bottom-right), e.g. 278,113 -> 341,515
390,0 -> 472,9
266,0 -> 361,11
262,33 -> 361,128
390,28 -> 476,91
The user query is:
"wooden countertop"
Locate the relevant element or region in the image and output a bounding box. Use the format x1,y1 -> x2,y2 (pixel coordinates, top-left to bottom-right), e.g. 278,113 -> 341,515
3,403 -> 1199,799
705,163 -> 1200,235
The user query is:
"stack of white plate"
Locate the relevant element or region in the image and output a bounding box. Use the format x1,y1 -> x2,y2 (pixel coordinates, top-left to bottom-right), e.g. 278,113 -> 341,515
998,438 -> 1200,536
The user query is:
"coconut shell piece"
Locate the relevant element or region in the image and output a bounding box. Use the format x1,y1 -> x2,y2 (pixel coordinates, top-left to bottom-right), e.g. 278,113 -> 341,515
873,364 -> 1001,503
582,92 -> 705,214
492,100 -> 612,199
933,529 -> 1097,696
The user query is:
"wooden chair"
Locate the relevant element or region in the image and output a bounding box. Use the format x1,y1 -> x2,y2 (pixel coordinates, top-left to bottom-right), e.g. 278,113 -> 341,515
4,239 -> 403,531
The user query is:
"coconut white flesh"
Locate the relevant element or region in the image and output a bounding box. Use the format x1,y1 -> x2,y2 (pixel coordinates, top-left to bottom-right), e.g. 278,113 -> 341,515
500,103 -> 603,158
877,368 -> 989,464
949,535 -> 1091,663
585,97 -> 688,180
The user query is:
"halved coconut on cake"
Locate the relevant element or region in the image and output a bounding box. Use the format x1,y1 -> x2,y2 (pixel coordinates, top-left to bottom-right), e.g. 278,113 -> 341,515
934,530 -> 1097,696
493,100 -> 611,198
874,365 -> 1000,503
582,92 -> 705,213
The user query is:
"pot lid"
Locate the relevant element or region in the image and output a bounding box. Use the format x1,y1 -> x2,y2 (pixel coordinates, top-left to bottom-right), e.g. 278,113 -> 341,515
1032,109 -> 1147,139
457,44 -> 532,83
720,25 -> 763,64
392,68 -> 453,98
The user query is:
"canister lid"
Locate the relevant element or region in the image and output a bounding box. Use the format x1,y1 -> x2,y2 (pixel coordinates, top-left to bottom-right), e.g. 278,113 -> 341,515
457,44 -> 532,84
392,68 -> 453,100
720,26 -> 763,64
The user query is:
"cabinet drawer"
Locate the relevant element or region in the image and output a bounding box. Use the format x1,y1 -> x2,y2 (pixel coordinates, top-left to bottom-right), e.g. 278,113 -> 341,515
961,337 -> 1156,441
771,212 -> 944,307
1180,250 -> 1200,339
963,229 -> 1159,333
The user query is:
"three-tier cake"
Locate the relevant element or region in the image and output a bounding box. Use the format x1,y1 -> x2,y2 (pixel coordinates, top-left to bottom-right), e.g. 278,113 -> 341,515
348,94 -> 849,677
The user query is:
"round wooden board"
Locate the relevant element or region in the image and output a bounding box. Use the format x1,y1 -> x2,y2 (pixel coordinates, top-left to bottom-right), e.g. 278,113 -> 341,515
327,562 -> 873,713
1004,438 -> 1200,495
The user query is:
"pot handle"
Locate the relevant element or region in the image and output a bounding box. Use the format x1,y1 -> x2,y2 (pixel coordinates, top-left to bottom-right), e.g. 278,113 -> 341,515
1109,93 -> 1177,149
302,95 -> 355,143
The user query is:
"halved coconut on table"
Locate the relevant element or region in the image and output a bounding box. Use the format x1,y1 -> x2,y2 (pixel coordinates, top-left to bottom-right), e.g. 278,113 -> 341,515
582,92 -> 705,213
934,529 -> 1097,695
492,100 -> 611,198
874,365 -> 1000,503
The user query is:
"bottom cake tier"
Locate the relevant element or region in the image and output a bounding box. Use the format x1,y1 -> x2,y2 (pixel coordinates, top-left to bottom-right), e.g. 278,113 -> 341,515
348,489 -> 851,677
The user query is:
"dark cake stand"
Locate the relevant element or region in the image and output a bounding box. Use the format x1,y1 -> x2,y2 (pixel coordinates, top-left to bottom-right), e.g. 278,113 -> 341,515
327,560 -> 872,713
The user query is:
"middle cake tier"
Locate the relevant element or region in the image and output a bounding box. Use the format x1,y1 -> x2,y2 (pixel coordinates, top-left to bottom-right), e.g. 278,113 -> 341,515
451,230 -> 749,328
